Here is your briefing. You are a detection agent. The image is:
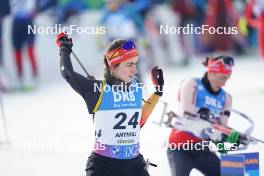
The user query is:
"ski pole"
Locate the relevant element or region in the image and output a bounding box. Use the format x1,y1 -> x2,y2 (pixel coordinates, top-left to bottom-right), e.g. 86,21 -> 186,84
71,50 -> 91,78
159,100 -> 168,127
59,31 -> 91,78
0,93 -> 10,145
152,100 -> 168,126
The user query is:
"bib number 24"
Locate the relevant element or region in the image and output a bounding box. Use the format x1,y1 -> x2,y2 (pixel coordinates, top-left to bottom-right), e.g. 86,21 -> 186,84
113,112 -> 139,129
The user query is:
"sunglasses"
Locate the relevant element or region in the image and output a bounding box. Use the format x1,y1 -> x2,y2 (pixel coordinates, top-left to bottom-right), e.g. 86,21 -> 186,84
122,40 -> 137,50
108,40 -> 137,60
219,56 -> 234,66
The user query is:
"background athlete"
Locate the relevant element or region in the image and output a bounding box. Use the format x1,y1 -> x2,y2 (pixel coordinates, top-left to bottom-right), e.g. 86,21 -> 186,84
167,55 -> 239,176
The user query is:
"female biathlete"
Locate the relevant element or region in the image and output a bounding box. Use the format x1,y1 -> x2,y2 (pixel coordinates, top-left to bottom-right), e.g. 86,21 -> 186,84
167,55 -> 239,176
56,32 -> 164,176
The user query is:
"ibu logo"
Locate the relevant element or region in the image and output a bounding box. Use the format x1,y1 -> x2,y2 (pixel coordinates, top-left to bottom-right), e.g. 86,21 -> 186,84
113,92 -> 135,102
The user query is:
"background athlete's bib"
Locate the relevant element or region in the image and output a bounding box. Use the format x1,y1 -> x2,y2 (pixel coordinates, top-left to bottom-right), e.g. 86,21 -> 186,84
195,78 -> 226,119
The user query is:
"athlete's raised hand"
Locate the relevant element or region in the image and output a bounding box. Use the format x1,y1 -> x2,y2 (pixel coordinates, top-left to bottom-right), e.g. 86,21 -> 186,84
56,32 -> 73,52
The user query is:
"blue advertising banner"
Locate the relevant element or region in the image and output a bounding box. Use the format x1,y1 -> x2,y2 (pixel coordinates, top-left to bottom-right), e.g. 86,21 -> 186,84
237,152 -> 259,176
221,155 -> 245,176
221,152 -> 260,176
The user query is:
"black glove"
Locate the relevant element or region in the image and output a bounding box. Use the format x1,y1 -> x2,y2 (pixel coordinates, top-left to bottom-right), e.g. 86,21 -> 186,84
151,66 -> 164,96
197,107 -> 210,120
56,32 -> 73,53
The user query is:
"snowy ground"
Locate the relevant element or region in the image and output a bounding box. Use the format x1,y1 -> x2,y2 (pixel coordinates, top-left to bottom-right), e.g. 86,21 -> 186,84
0,12 -> 264,176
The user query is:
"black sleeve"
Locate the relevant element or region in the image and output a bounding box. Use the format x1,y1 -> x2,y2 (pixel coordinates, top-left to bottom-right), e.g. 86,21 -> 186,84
59,48 -> 102,114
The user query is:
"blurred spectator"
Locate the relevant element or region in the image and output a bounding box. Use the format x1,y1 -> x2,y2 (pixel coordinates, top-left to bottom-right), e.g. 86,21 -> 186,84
0,0 -> 10,67
101,0 -> 144,42
37,0 -> 58,12
170,0 -> 198,65
0,0 -> 10,91
84,0 -> 105,10
56,0 -> 86,24
252,0 -> 264,58
127,0 -> 152,18
203,0 -> 247,54
236,0 -> 257,49
10,0 -> 38,89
